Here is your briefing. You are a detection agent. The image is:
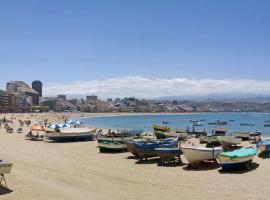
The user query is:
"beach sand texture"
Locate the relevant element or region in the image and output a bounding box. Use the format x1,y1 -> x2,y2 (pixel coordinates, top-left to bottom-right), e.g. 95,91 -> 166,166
1,113 -> 270,200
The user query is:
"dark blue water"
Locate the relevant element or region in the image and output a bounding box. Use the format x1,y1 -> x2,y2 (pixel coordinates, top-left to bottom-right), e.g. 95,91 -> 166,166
78,113 -> 270,134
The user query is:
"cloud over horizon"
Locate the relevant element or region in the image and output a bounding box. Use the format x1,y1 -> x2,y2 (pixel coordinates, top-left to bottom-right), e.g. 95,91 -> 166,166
43,76 -> 270,99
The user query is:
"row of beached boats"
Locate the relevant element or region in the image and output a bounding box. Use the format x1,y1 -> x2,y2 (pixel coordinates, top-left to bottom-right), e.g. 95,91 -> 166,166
28,120 -> 268,172
97,130 -> 258,171
94,124 -> 262,171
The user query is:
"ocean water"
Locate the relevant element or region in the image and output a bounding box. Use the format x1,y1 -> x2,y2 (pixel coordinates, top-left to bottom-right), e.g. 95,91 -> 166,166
78,112 -> 270,135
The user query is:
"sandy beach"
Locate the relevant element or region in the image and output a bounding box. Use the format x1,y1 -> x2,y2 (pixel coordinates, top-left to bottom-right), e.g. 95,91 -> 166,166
1,113 -> 270,200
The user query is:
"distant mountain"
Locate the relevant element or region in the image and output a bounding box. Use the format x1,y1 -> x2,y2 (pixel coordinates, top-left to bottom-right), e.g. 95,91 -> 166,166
153,93 -> 270,102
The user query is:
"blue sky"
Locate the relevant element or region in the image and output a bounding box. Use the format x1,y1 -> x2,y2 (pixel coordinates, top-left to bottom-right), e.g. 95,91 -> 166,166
0,0 -> 270,97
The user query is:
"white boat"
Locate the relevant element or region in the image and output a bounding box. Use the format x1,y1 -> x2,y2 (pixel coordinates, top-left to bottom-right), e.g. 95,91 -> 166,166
181,146 -> 223,164
218,136 -> 242,147
45,127 -> 96,142
193,122 -> 203,126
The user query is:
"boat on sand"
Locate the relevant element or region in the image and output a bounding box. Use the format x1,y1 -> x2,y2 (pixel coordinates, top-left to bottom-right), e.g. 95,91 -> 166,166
153,124 -> 170,132
233,132 -> 250,141
218,136 -> 242,147
155,148 -> 182,165
133,138 -> 179,160
97,130 -> 134,151
257,140 -> 270,152
45,127 -> 96,142
217,148 -> 257,171
181,146 -> 223,165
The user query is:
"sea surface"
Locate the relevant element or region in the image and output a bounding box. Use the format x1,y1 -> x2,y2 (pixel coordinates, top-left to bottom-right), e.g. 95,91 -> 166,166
78,112 -> 270,135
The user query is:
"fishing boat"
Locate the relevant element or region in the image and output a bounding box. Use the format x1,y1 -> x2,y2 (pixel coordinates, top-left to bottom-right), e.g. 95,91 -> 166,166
126,140 -> 139,156
233,132 -> 250,141
240,123 -> 255,127
217,148 -> 257,171
256,140 -> 270,152
187,129 -> 207,138
121,129 -> 144,137
155,147 -> 182,164
212,128 -> 227,136
218,136 -> 242,147
200,128 -> 227,144
181,146 -> 223,164
133,138 -> 179,160
126,139 -> 149,156
97,131 -> 134,151
193,122 -> 203,126
153,124 -> 170,132
45,127 -> 96,142
264,124 -> 270,127
168,130 -> 188,140
249,131 -> 262,143
216,121 -> 228,126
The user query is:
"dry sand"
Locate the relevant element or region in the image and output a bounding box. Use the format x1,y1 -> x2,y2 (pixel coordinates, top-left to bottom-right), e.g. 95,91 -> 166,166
1,113 -> 270,200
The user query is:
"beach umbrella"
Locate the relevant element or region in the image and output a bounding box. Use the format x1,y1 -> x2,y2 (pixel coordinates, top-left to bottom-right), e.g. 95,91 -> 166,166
67,119 -> 74,124
62,123 -> 71,128
58,124 -> 64,128
48,124 -> 61,129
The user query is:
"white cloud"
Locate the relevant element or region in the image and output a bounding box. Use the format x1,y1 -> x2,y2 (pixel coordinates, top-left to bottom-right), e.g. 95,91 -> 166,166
43,76 -> 270,99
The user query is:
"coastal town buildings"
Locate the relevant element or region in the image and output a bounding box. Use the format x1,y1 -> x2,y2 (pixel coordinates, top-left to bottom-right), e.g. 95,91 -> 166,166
1,81 -> 270,113
0,90 -> 9,112
32,80 -> 42,105
0,81 -> 42,112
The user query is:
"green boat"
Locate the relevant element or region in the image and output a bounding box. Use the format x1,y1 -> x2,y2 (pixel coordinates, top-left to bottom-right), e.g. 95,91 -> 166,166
97,135 -> 134,151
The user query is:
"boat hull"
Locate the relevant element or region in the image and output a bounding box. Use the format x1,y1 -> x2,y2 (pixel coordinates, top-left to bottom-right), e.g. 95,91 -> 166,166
153,124 -> 170,132
98,140 -> 126,151
218,136 -> 242,147
155,148 -> 182,163
97,136 -> 134,151
233,132 -> 250,140
218,155 -> 255,171
181,147 -> 223,164
134,138 -> 179,159
257,140 -> 270,152
45,128 -> 96,142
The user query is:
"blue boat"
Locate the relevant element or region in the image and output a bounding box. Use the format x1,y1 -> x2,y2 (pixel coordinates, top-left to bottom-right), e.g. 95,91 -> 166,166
133,138 -> 179,160
257,140 -> 270,152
